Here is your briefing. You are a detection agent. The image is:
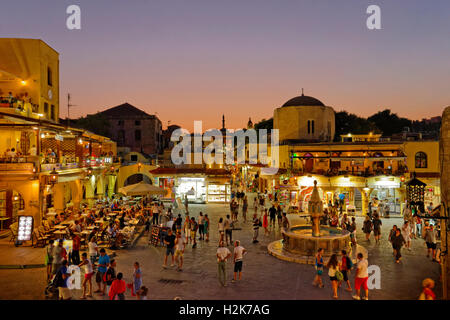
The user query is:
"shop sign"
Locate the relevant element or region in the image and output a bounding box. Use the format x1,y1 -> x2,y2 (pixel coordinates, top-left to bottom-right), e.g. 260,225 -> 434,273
55,134 -> 64,141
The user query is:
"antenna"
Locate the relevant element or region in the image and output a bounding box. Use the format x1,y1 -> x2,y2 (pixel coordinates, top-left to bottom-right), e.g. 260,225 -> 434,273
67,93 -> 77,128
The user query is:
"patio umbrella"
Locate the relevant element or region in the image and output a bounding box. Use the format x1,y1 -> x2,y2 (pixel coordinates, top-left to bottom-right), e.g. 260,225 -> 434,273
118,181 -> 167,197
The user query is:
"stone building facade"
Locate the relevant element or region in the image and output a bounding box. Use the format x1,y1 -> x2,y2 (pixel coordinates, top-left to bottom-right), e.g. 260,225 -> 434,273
99,103 -> 163,157
439,106 -> 450,299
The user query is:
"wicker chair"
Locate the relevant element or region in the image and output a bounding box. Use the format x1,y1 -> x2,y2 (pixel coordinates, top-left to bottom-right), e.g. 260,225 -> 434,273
9,222 -> 18,243
32,227 -> 48,247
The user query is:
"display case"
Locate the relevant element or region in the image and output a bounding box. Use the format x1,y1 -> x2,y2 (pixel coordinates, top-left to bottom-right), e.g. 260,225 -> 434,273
207,184 -> 231,203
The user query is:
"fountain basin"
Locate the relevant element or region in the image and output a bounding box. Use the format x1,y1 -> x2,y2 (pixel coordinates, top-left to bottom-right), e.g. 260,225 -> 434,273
281,224 -> 351,257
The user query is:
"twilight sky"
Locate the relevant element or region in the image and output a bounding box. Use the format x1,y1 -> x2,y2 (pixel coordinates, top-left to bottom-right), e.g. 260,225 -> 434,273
1,0 -> 449,131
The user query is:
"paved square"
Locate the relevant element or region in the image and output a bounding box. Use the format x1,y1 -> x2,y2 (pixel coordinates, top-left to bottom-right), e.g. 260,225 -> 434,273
0,196 -> 442,300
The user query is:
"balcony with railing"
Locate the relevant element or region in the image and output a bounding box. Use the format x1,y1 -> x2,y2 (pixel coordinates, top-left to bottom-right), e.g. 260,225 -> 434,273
0,154 -> 118,174
0,96 -> 41,120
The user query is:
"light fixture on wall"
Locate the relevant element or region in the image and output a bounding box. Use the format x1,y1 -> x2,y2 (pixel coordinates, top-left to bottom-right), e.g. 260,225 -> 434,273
49,167 -> 58,185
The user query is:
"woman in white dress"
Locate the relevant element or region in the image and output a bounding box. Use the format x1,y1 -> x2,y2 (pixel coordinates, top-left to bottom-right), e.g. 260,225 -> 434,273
401,221 -> 412,250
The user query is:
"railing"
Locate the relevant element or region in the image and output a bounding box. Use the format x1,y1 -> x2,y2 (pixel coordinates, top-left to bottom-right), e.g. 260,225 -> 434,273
290,167 -> 407,177
0,97 -> 40,119
0,155 -> 118,172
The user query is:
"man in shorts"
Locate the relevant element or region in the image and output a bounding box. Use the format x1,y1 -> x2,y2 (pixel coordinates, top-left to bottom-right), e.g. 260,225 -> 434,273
56,260 -> 72,300
95,248 -> 110,295
163,229 -> 176,268
425,224 -> 438,261
190,217 -> 198,248
353,253 -> 369,300
174,232 -> 186,271
232,240 -> 247,283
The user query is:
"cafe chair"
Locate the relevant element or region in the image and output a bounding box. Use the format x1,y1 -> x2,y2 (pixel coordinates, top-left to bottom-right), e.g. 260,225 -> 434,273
9,222 -> 18,243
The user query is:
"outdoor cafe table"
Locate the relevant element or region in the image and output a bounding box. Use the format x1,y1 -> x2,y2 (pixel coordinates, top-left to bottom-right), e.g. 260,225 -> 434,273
54,225 -> 67,230
60,220 -> 74,226
87,226 -> 96,230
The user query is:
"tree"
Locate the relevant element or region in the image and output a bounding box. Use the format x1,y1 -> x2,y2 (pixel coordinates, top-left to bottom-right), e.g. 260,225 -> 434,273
254,118 -> 273,130
367,109 -> 412,137
72,113 -> 111,137
334,111 -> 379,141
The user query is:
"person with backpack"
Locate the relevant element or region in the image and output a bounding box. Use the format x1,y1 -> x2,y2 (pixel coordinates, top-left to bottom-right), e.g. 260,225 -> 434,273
339,250 -> 353,292
190,217 -> 198,248
55,260 -> 71,300
327,254 -> 341,299
362,215 -> 373,242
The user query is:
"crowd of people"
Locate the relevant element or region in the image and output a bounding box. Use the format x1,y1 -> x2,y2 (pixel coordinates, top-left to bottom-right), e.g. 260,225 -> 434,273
44,196 -> 171,300
42,186 -> 440,300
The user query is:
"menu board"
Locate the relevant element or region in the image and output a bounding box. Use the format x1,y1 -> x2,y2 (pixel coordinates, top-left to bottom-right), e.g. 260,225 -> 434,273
18,216 -> 33,241
150,226 -> 160,246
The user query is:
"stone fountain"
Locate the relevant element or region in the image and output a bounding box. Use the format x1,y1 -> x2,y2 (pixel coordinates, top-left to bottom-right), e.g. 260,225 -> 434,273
268,181 -> 366,264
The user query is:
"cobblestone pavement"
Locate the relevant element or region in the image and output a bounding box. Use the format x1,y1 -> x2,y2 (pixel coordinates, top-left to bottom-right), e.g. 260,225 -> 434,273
0,194 -> 442,300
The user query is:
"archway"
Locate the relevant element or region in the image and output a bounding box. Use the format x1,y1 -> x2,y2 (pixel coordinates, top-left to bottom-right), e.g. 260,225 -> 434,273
304,153 -> 314,173
124,174 -> 152,186
0,189 -> 25,228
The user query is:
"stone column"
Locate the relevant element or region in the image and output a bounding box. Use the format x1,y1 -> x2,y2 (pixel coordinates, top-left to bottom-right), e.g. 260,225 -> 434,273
53,183 -> 65,214
439,106 -> 450,300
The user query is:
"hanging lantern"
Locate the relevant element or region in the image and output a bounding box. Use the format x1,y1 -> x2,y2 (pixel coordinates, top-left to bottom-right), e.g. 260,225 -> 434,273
406,172 -> 426,213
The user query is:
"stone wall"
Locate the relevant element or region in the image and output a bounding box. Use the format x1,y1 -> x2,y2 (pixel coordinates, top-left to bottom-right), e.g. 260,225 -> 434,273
439,106 -> 450,299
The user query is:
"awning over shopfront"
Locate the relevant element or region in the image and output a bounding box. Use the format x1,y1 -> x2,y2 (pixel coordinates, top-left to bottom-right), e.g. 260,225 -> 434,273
367,176 -> 401,188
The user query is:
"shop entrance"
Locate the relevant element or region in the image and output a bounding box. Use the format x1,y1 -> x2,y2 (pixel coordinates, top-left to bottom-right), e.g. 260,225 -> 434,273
0,189 -> 24,230
176,177 -> 206,203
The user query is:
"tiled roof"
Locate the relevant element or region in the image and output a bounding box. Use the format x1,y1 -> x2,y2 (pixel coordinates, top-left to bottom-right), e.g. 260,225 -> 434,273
100,103 -> 152,118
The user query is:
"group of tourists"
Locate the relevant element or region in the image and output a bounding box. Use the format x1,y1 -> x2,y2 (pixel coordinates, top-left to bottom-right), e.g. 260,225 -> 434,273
314,248 -> 369,300
46,241 -> 148,300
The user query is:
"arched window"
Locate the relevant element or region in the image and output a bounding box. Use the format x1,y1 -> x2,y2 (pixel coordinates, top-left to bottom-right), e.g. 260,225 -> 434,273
415,152 -> 427,168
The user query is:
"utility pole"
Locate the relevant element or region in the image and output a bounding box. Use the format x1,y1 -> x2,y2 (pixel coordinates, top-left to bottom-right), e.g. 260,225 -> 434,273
67,93 -> 76,128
